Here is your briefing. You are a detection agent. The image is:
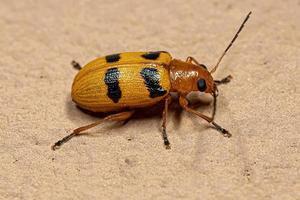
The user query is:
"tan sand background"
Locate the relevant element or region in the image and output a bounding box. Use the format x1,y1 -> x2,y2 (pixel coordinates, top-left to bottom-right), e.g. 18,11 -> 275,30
1,0 -> 299,199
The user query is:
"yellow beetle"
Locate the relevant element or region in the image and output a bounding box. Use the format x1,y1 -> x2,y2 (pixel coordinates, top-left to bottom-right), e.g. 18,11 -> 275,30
52,12 -> 251,150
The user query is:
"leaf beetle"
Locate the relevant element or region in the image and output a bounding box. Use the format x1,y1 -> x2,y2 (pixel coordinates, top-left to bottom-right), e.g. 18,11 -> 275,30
52,12 -> 251,150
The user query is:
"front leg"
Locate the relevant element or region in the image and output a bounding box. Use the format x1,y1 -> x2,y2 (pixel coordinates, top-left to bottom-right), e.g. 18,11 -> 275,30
179,95 -> 231,137
214,75 -> 233,85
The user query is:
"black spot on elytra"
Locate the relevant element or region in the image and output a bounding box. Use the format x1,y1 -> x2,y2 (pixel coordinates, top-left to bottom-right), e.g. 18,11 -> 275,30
140,68 -> 167,98
104,68 -> 121,103
141,52 -> 161,60
105,54 -> 121,63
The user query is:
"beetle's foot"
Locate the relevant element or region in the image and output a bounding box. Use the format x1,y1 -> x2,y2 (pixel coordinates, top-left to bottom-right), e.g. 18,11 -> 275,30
51,143 -> 60,151
164,140 -> 171,149
214,75 -> 232,85
71,60 -> 82,70
221,130 -> 232,138
51,132 -> 77,151
211,122 -> 232,138
162,129 -> 171,149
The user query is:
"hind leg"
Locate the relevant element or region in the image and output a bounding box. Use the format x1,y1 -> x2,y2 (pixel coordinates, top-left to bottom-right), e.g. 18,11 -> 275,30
52,111 -> 135,150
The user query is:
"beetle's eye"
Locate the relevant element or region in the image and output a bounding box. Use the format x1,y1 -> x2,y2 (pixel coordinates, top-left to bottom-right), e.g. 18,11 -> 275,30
197,79 -> 207,92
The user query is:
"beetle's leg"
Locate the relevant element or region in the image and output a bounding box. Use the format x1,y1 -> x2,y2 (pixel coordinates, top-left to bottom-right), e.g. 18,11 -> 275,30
214,75 -> 233,85
162,95 -> 172,149
186,56 -> 208,69
52,111 -> 135,150
179,95 -> 231,137
186,56 -> 201,65
71,60 -> 82,70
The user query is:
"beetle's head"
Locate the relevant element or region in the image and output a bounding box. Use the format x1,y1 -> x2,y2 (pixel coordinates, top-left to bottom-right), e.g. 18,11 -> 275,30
194,64 -> 217,95
169,59 -> 217,95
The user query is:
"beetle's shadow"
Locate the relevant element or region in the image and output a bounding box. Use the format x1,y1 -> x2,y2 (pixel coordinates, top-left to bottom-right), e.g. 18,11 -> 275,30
65,98 -> 166,123
64,95 -> 166,129
64,93 -> 213,135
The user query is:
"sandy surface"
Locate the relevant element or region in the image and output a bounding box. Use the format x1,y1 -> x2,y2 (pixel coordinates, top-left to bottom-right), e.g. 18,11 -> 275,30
1,0 -> 299,199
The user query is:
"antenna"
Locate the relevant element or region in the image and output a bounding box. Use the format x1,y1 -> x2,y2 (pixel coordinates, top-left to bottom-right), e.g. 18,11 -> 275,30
210,11 -> 252,74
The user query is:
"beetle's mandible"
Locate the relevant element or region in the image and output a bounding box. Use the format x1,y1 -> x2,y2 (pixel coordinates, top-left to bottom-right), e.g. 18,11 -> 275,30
52,12 -> 252,150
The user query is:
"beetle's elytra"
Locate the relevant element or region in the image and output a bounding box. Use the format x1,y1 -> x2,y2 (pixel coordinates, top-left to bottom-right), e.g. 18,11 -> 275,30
52,12 -> 251,150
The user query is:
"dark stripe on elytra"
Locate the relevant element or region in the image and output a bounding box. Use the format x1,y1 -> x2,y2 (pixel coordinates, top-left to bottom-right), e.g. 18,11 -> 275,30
141,51 -> 161,60
105,54 -> 121,63
140,68 -> 167,98
104,68 -> 121,103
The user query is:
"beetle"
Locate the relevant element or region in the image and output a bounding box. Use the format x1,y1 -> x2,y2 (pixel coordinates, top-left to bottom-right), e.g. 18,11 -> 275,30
52,12 -> 251,150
